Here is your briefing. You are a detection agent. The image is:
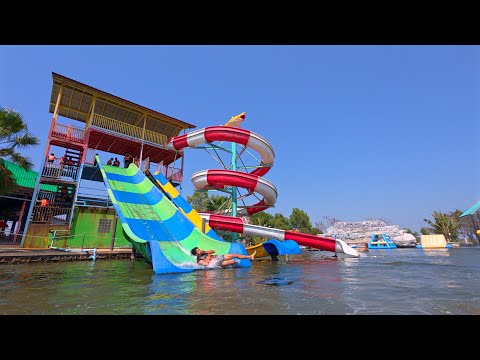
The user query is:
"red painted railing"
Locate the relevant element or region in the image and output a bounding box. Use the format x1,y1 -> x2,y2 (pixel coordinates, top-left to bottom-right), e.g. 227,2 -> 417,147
168,168 -> 183,182
51,123 -> 86,143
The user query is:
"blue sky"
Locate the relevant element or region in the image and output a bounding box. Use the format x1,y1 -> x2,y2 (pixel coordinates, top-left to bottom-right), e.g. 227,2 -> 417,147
1,45 -> 478,232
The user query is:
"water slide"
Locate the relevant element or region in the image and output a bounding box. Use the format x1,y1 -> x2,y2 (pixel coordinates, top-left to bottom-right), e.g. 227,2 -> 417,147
238,239 -> 301,259
165,124 -> 359,257
200,213 -> 357,256
151,168 -> 356,256
95,156 -> 251,275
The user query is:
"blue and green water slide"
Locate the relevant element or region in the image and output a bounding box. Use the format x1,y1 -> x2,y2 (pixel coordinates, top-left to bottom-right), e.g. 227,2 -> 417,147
95,156 -> 250,274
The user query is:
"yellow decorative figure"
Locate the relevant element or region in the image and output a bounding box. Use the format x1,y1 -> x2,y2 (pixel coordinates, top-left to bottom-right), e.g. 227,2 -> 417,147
224,112 -> 246,128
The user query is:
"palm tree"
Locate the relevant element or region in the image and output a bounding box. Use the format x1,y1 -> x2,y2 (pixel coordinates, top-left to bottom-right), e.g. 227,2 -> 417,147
0,107 -> 39,194
186,191 -> 209,212
423,211 -> 459,242
206,195 -> 231,213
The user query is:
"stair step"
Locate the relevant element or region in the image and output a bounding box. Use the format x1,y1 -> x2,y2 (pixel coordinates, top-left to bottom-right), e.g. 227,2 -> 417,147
66,148 -> 81,154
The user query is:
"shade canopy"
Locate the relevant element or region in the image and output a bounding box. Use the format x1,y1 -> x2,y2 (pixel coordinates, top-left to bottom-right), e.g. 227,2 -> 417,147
49,72 -> 195,140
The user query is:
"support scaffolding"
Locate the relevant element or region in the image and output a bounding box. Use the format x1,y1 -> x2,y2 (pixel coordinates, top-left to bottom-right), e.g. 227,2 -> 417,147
18,72 -> 196,248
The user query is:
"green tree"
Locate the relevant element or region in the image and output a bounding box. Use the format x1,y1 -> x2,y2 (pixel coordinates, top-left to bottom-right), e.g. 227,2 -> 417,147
420,227 -> 431,235
206,195 -> 231,213
0,163 -> 17,195
186,191 -> 209,212
310,227 -> 323,235
215,230 -> 235,242
423,210 -> 459,242
0,107 -> 39,195
457,210 -> 479,243
448,209 -> 463,242
250,211 -> 273,227
289,208 -> 313,233
270,213 -> 290,230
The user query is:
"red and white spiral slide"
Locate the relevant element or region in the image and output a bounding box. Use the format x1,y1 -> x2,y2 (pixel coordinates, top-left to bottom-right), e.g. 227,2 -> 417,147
167,125 -> 359,257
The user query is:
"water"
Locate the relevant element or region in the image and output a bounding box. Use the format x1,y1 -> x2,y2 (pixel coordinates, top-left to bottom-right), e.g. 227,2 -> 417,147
1,247 -> 479,315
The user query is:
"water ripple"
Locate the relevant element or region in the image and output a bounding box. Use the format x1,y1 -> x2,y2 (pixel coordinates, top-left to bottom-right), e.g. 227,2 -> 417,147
0,247 -> 479,314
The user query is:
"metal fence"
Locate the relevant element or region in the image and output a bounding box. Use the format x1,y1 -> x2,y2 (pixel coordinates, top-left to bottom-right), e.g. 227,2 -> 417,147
41,161 -> 80,182
0,231 -> 132,250
0,231 -> 22,244
167,167 -> 183,182
75,185 -> 111,208
155,164 -> 183,182
31,206 -> 71,223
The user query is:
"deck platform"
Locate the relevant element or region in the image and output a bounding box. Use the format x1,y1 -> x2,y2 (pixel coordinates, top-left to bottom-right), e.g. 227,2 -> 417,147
0,246 -> 133,264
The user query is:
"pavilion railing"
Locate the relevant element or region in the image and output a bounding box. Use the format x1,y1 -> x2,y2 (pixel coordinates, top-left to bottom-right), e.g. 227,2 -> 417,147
167,167 -> 183,182
51,122 -> 86,143
155,164 -> 183,183
140,157 -> 150,172
91,113 -> 168,147
41,160 -> 80,182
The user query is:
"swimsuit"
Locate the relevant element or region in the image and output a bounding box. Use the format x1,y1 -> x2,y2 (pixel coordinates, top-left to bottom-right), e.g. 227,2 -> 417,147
196,253 -> 209,263
196,253 -> 225,265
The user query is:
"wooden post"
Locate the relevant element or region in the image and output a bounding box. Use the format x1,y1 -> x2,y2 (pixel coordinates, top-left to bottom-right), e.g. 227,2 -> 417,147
86,97 -> 96,129
139,115 -> 146,169
53,87 -> 63,121
13,195 -> 27,243
81,97 -> 96,165
110,212 -> 118,250
81,232 -> 86,250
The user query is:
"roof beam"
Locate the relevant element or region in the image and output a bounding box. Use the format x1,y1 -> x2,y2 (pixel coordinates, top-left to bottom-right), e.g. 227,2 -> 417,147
141,145 -> 156,159
55,82 -> 94,98
52,72 -> 195,129
134,113 -> 147,127
106,138 -> 118,152
92,132 -> 105,149
67,88 -> 74,109
50,104 -> 91,118
111,105 -> 119,122
78,89 -> 86,114
86,97 -> 96,128
100,98 -> 108,117
53,86 -> 63,119
117,141 -> 136,157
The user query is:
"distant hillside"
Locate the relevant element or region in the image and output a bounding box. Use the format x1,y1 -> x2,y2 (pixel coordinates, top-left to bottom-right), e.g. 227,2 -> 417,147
325,220 -> 417,246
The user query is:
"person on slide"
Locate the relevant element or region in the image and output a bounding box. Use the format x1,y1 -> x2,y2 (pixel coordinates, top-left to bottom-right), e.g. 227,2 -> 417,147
190,247 -> 256,268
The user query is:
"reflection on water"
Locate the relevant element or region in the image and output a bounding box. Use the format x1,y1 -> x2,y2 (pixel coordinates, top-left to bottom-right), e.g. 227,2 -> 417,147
1,248 -> 479,314
422,248 -> 451,257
